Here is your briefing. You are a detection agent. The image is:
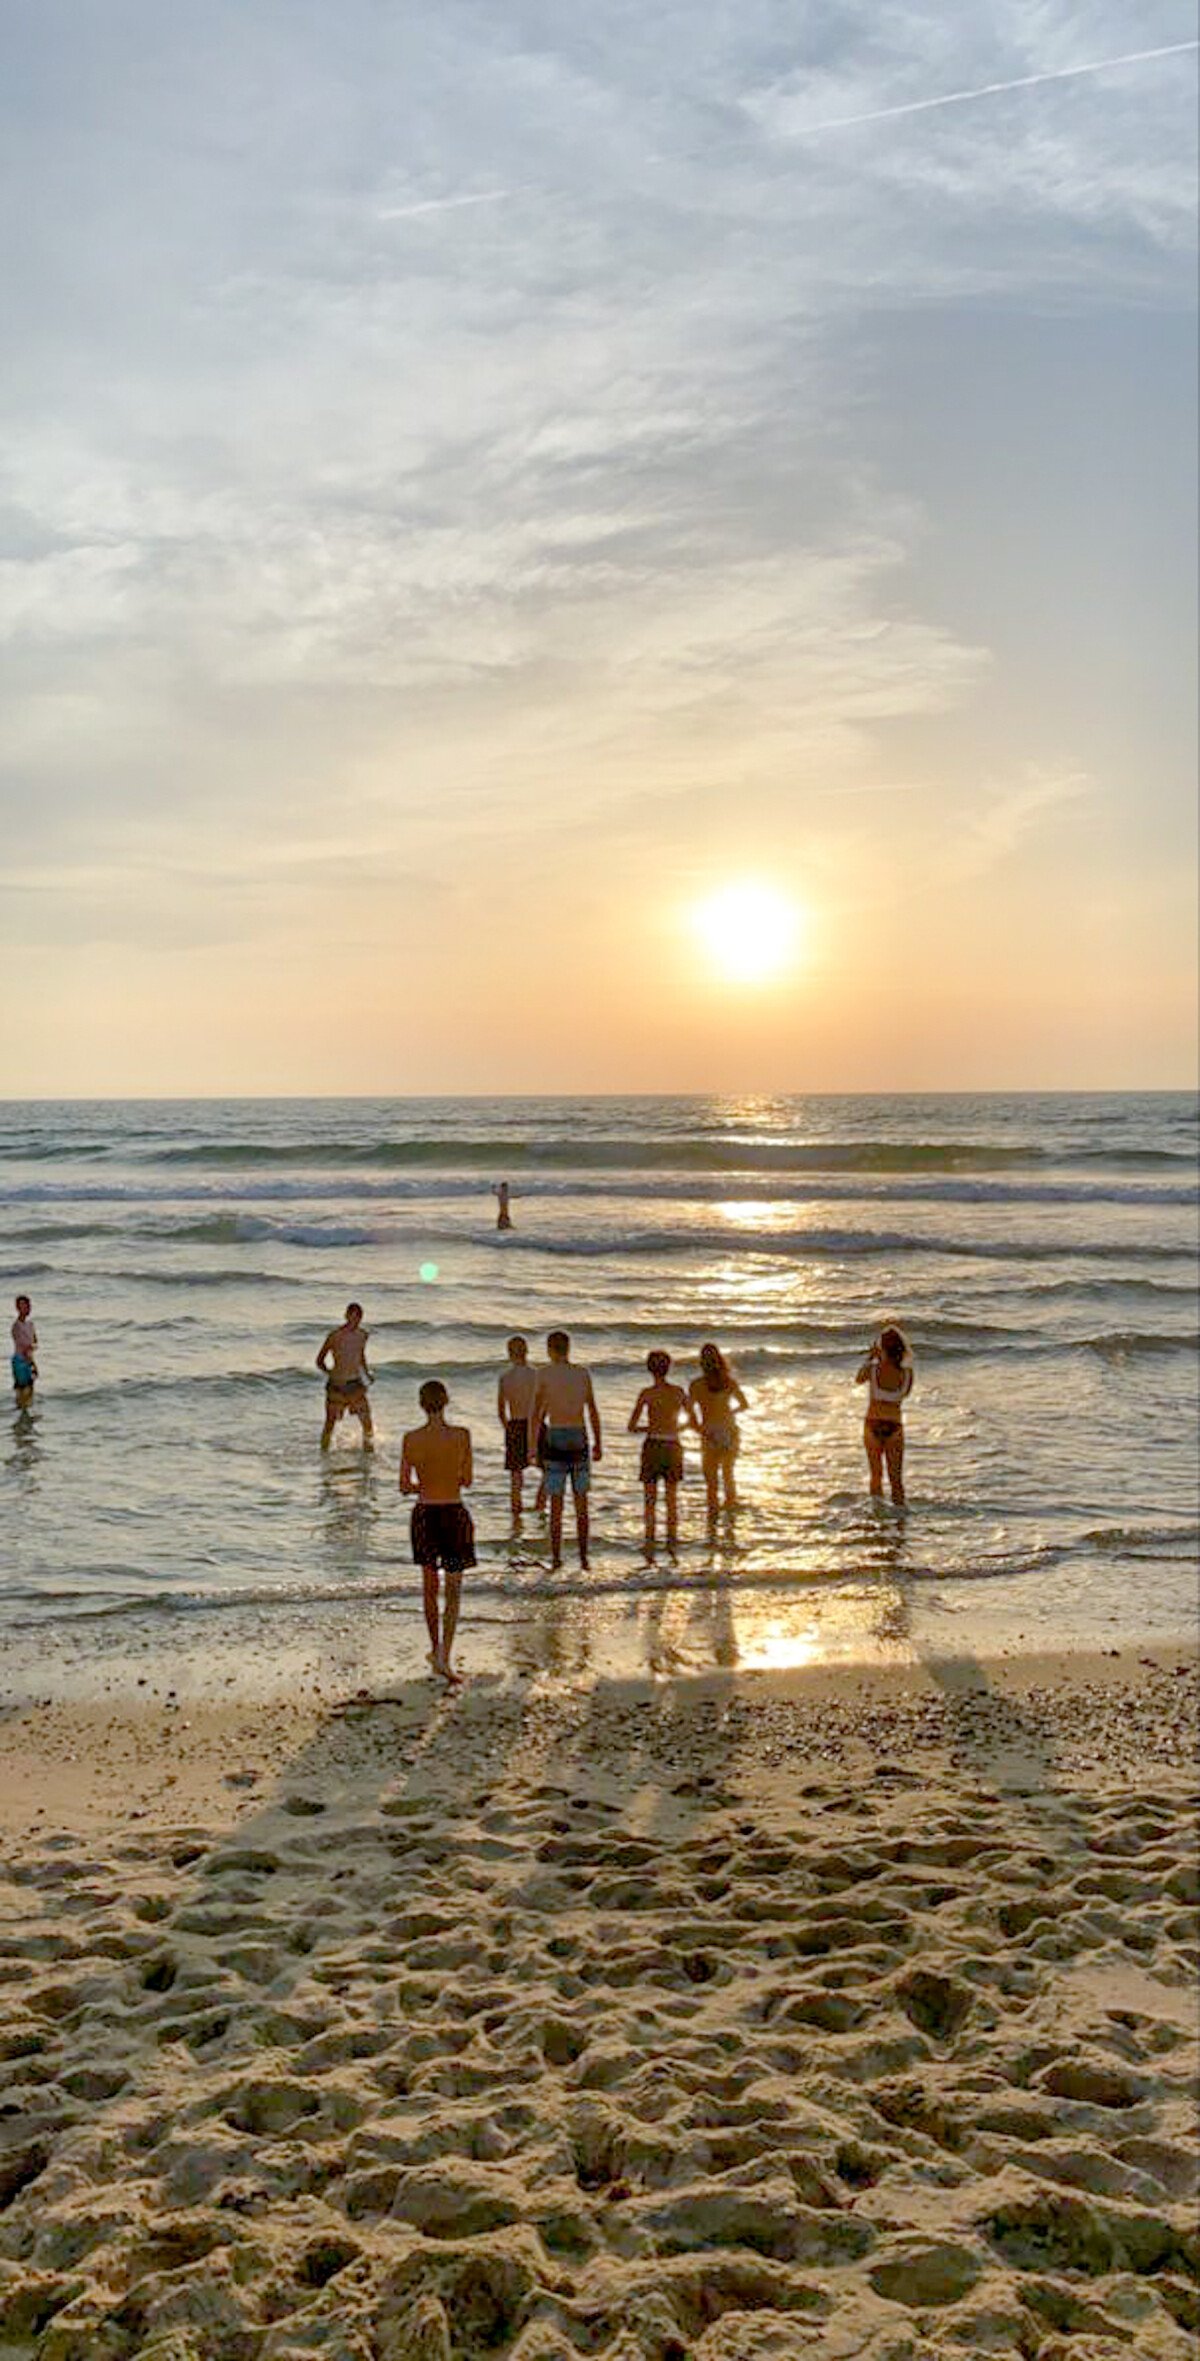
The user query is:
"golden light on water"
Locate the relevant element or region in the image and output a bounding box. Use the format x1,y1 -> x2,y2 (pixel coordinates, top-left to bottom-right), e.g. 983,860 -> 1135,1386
691,880 -> 805,984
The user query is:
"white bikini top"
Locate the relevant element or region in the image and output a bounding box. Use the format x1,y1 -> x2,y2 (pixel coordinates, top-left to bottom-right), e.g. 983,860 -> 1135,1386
869,1362 -> 909,1408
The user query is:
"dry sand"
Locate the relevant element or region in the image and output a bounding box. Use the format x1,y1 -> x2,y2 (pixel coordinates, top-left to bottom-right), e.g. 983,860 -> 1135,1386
0,1648 -> 1197,2360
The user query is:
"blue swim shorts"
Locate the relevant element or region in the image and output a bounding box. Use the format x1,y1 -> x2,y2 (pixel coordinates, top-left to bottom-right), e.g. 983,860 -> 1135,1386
542,1425 -> 590,1497
11,1355 -> 34,1391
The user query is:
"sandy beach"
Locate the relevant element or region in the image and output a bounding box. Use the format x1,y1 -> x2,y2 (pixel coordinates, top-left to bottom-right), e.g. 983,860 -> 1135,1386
0,1646 -> 1196,2360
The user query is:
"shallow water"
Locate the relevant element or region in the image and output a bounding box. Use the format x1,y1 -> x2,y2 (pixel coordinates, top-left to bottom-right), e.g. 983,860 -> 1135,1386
2,1093 -> 1196,1687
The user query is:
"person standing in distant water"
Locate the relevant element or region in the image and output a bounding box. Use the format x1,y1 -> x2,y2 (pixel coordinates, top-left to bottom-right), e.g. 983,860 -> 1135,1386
628,1350 -> 694,1555
400,1379 -> 475,1682
497,1333 -> 538,1518
689,1342 -> 747,1521
855,1325 -> 913,1506
530,1330 -> 602,1570
11,1295 -> 37,1412
494,1181 -> 514,1231
316,1302 -> 374,1450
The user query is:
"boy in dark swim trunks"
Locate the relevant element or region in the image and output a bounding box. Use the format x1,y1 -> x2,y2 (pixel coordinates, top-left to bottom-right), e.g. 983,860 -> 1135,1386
497,1334 -> 538,1518
627,1350 -> 694,1554
400,1379 -> 475,1681
316,1302 -> 373,1450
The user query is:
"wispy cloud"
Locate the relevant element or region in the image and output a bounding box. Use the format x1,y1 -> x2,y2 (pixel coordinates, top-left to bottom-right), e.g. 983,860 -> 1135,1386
760,38 -> 1198,139
377,189 -> 513,222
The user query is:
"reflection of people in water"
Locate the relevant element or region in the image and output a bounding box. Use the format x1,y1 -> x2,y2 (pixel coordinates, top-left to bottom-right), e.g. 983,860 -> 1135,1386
688,1342 -> 747,1519
494,1181 -> 513,1231
11,1295 -> 38,1412
628,1350 -> 693,1553
855,1324 -> 913,1505
316,1302 -> 374,1451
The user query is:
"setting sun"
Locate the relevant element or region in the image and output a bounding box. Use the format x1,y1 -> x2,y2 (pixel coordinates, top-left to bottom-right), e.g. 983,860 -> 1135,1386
692,879 -> 805,984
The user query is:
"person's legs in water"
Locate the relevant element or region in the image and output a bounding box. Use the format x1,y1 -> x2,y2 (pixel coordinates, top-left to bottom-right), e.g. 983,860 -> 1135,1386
864,1419 -> 885,1497
441,1571 -> 463,1672
422,1564 -> 441,1663
643,1475 -> 657,1550
574,1476 -> 590,1571
884,1424 -> 905,1507
701,1440 -> 720,1523
664,1473 -> 679,1550
356,1394 -> 374,1452
720,1446 -> 738,1511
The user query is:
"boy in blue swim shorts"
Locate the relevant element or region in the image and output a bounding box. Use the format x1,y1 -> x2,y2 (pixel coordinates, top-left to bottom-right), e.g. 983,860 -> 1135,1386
11,1296 -> 37,1411
530,1331 -> 602,1571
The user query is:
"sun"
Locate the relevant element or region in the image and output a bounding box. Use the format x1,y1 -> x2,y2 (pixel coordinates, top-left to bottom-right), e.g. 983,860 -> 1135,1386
691,879 -> 805,984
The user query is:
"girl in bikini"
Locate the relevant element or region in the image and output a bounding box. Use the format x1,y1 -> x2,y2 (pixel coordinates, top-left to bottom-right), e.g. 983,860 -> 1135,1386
855,1325 -> 913,1505
688,1341 -> 747,1520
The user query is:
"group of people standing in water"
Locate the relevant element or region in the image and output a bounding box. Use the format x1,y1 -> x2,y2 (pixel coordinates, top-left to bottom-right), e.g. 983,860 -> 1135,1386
314,1302 -> 915,1682
11,1282 -> 912,1687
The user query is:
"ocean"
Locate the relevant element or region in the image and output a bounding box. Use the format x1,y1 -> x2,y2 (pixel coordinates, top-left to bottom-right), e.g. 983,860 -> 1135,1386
2,1093 -> 1197,1693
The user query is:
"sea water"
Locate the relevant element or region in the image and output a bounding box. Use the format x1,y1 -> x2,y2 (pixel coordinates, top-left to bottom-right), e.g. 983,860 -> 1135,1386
1,1094 -> 1196,1692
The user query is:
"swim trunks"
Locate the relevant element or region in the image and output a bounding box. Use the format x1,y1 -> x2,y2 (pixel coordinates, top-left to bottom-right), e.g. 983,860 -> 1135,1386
543,1425 -> 590,1497
326,1377 -> 368,1415
11,1355 -> 34,1391
640,1436 -> 683,1485
865,1416 -> 902,1443
504,1418 -> 530,1472
411,1502 -> 476,1573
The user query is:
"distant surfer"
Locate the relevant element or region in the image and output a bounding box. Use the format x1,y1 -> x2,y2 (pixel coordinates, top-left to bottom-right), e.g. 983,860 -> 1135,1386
494,1180 -> 514,1231
855,1325 -> 913,1505
316,1302 -> 374,1451
11,1295 -> 37,1412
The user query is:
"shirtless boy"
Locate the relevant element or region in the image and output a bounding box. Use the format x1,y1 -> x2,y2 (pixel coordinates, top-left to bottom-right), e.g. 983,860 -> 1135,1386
316,1303 -> 373,1449
400,1380 -> 475,1680
530,1330 -> 602,1570
11,1296 -> 37,1411
628,1349 -> 693,1552
498,1334 -> 538,1516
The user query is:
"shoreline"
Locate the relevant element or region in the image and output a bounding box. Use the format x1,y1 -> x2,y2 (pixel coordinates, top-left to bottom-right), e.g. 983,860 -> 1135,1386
1,1640 -> 1195,1842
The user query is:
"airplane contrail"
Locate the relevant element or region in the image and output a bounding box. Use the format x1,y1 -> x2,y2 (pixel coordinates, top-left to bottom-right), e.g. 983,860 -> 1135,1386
379,190 -> 511,221
778,38 -> 1199,137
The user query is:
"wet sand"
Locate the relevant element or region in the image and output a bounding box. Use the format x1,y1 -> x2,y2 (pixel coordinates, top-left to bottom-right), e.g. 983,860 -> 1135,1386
1,1648 -> 1197,2359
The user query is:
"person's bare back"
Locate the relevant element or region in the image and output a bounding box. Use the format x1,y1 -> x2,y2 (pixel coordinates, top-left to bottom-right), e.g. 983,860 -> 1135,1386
322,1322 -> 369,1384
499,1362 -> 538,1421
533,1360 -> 593,1428
401,1419 -> 471,1504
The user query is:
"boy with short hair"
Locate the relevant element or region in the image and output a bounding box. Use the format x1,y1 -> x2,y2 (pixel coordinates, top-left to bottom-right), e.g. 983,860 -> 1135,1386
316,1302 -> 373,1450
497,1334 -> 538,1518
400,1380 -> 475,1681
628,1349 -> 693,1553
530,1330 -> 602,1571
11,1295 -> 37,1411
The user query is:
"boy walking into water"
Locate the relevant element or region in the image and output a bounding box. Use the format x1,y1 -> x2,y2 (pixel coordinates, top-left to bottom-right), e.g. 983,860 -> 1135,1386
497,1334 -> 538,1517
400,1380 -> 475,1681
11,1296 -> 37,1411
530,1330 -> 602,1570
628,1350 -> 693,1553
316,1303 -> 373,1450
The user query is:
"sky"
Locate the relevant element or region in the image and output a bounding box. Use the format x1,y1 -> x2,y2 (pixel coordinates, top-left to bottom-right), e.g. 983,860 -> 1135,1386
1,0 -> 1196,1095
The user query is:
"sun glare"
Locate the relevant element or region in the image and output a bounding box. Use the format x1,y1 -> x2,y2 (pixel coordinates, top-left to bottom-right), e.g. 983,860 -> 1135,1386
692,879 -> 804,984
